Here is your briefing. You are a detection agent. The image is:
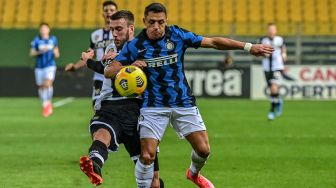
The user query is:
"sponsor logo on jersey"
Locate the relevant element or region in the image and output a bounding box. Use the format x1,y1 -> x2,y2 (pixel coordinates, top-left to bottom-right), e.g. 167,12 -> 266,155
94,39 -> 114,49
144,54 -> 178,68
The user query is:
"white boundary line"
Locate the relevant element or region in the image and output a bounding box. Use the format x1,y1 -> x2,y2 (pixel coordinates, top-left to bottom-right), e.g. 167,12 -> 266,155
53,97 -> 75,108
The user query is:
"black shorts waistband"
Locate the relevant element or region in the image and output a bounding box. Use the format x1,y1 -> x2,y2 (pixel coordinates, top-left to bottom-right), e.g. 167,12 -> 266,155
101,98 -> 142,106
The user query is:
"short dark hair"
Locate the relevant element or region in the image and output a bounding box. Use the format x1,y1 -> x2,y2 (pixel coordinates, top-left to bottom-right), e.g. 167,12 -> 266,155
267,23 -> 276,27
39,22 -> 49,28
103,1 -> 118,10
144,3 -> 167,17
111,10 -> 134,25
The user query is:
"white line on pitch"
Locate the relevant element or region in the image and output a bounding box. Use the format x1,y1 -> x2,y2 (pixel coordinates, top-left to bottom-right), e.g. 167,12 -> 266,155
53,97 -> 75,108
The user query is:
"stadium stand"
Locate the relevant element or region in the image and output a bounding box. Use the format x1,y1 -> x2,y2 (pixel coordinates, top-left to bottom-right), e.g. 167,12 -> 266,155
0,0 -> 334,67
57,0 -> 71,28
0,0 -> 335,36
184,36 -> 336,67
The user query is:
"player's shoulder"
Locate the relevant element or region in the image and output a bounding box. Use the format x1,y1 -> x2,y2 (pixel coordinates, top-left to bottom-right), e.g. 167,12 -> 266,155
91,28 -> 103,35
274,36 -> 284,42
169,25 -> 189,34
90,28 -> 103,39
259,36 -> 268,42
49,35 -> 58,41
32,35 -> 40,42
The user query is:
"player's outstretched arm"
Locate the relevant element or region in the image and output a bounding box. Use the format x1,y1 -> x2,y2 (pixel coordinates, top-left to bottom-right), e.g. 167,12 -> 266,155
65,49 -> 94,72
53,47 -> 60,58
86,59 -> 105,74
64,60 -> 86,72
201,37 -> 274,57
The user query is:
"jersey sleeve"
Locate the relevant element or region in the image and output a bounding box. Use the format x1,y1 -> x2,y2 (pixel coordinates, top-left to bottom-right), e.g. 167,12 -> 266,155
281,37 -> 286,48
172,25 -> 203,49
114,42 -> 135,66
52,36 -> 58,47
30,37 -> 38,50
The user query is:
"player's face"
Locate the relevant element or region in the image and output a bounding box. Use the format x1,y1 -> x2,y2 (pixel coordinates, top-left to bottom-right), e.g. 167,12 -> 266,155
268,25 -> 277,38
103,5 -> 117,21
111,18 -> 134,49
143,12 -> 167,40
39,25 -> 50,38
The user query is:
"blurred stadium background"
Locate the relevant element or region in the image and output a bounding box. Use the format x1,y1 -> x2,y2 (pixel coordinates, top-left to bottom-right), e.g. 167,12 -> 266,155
0,0 -> 335,187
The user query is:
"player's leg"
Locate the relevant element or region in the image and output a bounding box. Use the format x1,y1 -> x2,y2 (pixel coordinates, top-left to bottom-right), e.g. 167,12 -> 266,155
92,80 -> 103,107
171,107 -> 214,188
123,133 -> 164,188
39,66 -> 56,117
268,71 -> 282,119
265,71 -> 276,120
136,108 -> 170,188
80,113 -> 121,186
35,68 -> 49,116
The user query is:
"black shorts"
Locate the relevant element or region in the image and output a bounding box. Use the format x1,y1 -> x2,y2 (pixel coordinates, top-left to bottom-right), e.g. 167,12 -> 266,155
89,99 -> 142,158
264,70 -> 282,87
92,80 -> 103,106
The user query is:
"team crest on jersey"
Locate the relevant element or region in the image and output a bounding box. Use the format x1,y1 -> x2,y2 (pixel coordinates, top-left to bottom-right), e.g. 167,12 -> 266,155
165,40 -> 175,51
94,35 -> 100,41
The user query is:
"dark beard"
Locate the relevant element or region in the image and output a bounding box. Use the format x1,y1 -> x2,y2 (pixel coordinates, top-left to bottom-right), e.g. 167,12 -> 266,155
116,31 -> 130,51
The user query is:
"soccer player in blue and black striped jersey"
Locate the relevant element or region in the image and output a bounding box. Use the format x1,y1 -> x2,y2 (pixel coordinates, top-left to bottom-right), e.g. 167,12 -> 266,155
30,23 -> 60,117
105,3 -> 274,188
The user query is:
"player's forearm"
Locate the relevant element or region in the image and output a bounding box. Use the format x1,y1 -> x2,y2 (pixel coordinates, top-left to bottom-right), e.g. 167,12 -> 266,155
53,48 -> 60,58
208,37 -> 245,50
30,49 -> 44,56
104,61 -> 123,78
87,59 -> 105,74
74,59 -> 86,69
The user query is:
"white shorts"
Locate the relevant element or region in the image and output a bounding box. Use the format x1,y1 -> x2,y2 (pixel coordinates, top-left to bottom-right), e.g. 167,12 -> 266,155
34,66 -> 56,86
138,106 -> 206,141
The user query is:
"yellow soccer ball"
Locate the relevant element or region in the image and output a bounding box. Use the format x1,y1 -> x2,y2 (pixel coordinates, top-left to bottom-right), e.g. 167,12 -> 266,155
114,66 -> 147,97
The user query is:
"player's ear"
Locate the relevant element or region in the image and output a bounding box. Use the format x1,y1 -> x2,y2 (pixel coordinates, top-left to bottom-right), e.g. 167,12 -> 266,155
143,17 -> 146,25
129,25 -> 135,33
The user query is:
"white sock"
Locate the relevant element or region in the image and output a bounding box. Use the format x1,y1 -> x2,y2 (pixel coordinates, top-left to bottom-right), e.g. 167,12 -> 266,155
190,150 -> 208,176
135,160 -> 154,188
38,88 -> 49,107
47,86 -> 53,101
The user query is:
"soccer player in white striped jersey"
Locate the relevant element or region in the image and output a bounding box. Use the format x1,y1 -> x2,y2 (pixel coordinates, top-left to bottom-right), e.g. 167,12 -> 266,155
260,23 -> 288,120
78,11 -> 163,188
65,1 -> 117,106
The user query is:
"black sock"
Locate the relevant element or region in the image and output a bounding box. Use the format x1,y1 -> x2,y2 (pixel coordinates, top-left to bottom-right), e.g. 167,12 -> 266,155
88,140 -> 108,168
270,93 -> 279,112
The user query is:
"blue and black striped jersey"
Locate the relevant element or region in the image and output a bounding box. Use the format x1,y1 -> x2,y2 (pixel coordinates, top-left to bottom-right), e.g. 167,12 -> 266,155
30,35 -> 58,68
115,25 -> 203,107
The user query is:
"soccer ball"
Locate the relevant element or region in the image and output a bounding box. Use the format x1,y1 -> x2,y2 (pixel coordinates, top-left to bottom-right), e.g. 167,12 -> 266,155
114,66 -> 147,97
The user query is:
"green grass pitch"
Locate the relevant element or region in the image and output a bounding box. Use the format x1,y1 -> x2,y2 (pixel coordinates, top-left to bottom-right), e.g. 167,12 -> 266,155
0,98 -> 335,188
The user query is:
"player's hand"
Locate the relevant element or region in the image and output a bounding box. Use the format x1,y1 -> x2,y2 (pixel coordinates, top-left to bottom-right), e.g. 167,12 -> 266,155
250,44 -> 274,57
102,51 -> 118,61
81,49 -> 94,62
65,63 -> 76,72
132,60 -> 147,69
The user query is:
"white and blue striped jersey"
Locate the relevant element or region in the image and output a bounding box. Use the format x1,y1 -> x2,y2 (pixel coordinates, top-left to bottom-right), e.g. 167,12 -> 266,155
30,35 -> 58,68
115,25 -> 203,107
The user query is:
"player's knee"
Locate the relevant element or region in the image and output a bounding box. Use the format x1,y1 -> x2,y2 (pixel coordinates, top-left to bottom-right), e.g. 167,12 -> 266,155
93,128 -> 111,147
196,145 -> 211,158
140,152 -> 156,165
